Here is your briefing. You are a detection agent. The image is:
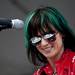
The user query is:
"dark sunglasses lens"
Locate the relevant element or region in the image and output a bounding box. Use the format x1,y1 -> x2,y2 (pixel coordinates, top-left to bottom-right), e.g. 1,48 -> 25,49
33,40 -> 41,46
30,33 -> 57,46
48,34 -> 56,42
30,37 -> 41,46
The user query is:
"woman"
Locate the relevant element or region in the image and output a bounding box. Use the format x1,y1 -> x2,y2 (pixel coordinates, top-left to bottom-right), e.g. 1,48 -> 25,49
24,7 -> 75,75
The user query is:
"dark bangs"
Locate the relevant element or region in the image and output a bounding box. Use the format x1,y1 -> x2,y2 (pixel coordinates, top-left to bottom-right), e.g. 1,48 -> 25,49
28,10 -> 55,38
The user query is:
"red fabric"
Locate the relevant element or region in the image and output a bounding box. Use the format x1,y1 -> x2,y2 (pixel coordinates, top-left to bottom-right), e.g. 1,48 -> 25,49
33,49 -> 75,75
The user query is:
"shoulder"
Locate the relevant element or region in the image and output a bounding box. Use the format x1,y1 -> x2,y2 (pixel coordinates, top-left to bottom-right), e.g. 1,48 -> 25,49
68,50 -> 75,73
65,49 -> 75,58
33,65 -> 47,75
66,49 -> 75,62
68,50 -> 75,62
33,68 -> 40,75
66,49 -> 75,66
33,68 -> 43,75
71,52 -> 75,63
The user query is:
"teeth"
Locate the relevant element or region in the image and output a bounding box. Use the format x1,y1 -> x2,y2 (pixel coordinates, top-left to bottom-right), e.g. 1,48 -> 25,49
44,48 -> 51,51
44,47 -> 54,51
46,48 -> 50,50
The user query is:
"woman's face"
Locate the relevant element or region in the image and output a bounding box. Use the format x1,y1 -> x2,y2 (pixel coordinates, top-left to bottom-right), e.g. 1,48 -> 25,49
35,31 -> 64,60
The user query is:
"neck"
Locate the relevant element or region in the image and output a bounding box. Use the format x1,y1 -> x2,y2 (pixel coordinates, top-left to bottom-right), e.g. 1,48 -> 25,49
47,47 -> 64,72
55,47 -> 64,61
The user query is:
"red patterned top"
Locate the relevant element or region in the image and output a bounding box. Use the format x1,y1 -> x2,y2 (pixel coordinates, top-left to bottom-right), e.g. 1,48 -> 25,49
33,49 -> 75,75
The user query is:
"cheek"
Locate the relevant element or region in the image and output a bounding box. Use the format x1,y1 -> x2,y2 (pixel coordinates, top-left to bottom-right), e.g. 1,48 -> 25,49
36,46 -> 44,54
36,46 -> 42,51
54,35 -> 63,50
36,46 -> 41,51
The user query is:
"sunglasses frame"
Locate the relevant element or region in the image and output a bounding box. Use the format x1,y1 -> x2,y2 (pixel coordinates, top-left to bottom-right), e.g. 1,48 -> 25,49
30,32 -> 58,46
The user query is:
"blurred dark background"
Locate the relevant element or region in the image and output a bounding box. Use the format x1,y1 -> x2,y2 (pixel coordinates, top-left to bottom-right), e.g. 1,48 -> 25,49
0,0 -> 75,75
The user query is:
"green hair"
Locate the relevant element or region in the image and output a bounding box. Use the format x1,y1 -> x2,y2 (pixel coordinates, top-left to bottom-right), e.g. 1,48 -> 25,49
24,7 -> 75,48
23,6 -> 75,65
24,9 -> 36,48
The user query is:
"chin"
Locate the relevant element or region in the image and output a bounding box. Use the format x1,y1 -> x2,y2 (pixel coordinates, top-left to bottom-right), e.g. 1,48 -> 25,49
44,52 -> 57,59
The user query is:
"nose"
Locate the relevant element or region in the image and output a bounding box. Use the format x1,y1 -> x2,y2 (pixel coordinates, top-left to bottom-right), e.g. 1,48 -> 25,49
40,38 -> 49,46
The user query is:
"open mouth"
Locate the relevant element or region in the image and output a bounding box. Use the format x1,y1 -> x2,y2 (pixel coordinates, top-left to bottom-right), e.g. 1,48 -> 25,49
43,48 -> 52,53
44,46 -> 54,53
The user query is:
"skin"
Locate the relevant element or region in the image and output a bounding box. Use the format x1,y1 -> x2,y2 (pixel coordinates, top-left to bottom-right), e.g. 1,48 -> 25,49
36,30 -> 64,72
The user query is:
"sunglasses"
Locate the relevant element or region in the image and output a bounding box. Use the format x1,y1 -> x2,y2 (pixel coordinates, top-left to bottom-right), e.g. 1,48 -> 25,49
30,32 -> 58,46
